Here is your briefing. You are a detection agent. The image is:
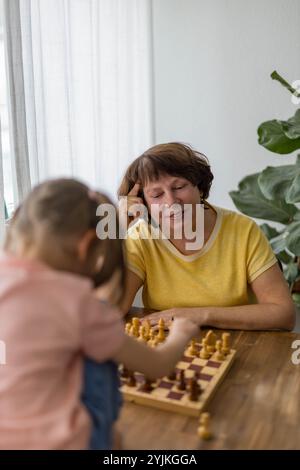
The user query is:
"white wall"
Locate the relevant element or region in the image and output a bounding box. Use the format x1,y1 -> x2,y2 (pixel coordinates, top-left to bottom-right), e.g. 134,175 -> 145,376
152,0 -> 300,210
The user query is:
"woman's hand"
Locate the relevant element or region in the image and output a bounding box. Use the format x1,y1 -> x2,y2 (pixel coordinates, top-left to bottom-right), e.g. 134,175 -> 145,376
144,308 -> 177,326
144,307 -> 208,328
145,308 -> 183,327
119,182 -> 145,228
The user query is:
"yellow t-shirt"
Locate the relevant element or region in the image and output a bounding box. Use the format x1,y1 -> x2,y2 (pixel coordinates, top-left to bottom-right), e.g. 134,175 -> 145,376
125,206 -> 277,310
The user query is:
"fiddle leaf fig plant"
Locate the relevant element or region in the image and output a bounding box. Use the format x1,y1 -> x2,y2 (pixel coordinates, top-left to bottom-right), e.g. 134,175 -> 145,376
230,71 -> 300,306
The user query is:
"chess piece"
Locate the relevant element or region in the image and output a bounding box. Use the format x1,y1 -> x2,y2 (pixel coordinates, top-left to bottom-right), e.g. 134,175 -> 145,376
138,325 -> 147,342
156,318 -> 166,343
205,330 -> 217,354
141,378 -> 155,392
221,332 -> 231,355
215,340 -> 225,361
130,317 -> 140,337
187,339 -> 197,356
125,322 -> 132,335
200,338 -> 211,359
189,377 -> 201,401
198,412 -> 213,440
127,371 -> 136,387
177,370 -> 186,391
147,329 -> 157,347
121,365 -> 129,378
143,320 -> 151,341
167,370 -> 177,381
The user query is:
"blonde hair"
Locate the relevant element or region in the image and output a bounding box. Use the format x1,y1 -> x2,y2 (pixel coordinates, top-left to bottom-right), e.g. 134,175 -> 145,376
5,178 -> 125,290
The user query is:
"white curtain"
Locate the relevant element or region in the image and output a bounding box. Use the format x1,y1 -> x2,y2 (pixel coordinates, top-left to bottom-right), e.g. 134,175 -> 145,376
4,0 -> 154,202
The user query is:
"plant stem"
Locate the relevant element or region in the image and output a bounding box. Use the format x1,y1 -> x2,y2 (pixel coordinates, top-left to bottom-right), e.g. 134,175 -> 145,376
271,70 -> 300,97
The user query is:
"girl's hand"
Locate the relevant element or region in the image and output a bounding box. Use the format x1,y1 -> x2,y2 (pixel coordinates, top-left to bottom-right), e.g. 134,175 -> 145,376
169,317 -> 200,341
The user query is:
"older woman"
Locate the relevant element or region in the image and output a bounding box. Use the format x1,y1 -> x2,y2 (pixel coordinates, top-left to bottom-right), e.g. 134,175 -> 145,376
118,142 -> 295,330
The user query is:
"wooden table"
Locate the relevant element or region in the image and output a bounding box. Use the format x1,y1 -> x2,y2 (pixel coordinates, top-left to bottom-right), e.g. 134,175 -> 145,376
118,310 -> 300,450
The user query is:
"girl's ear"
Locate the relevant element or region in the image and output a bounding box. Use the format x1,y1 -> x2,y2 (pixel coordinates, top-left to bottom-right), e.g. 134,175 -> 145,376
77,229 -> 98,262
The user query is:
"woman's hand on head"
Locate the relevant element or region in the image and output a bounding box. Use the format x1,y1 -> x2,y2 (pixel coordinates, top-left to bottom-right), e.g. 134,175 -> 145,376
119,182 -> 145,226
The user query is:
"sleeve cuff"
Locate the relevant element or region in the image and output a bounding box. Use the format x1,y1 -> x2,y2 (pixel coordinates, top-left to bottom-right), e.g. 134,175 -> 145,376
248,257 -> 278,284
127,263 -> 145,282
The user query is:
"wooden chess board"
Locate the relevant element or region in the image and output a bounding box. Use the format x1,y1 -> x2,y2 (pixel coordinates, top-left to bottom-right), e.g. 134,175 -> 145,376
120,340 -> 236,417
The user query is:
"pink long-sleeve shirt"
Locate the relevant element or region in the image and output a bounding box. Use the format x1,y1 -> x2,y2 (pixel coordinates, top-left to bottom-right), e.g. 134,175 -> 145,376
0,253 -> 125,449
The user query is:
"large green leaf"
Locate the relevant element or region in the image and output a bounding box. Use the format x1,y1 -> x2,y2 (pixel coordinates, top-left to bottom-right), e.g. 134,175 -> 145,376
260,223 -> 281,240
258,111 -> 300,154
270,232 -> 288,254
282,109 -> 300,139
294,211 -> 300,221
292,293 -> 300,307
285,221 -> 300,255
229,173 -> 297,224
284,262 -> 299,284
276,250 -> 293,265
258,164 -> 298,201
286,171 -> 300,203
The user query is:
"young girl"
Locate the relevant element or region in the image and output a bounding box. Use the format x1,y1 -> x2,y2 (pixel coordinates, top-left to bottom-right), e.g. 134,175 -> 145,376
0,178 -> 199,450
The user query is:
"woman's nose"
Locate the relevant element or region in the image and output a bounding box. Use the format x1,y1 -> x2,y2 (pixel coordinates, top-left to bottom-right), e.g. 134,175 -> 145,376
163,191 -> 180,207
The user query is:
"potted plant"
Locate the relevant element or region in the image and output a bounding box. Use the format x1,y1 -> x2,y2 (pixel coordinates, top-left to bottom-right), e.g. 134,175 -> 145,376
230,71 -> 300,306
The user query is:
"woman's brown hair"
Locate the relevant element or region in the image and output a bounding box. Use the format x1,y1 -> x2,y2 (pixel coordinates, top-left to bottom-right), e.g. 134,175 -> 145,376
5,178 -> 125,292
118,142 -> 214,201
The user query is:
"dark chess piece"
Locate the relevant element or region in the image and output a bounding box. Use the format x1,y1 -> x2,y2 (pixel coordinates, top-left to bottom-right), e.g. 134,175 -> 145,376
177,370 -> 186,391
189,377 -> 201,401
121,365 -> 129,378
127,371 -> 136,387
141,378 -> 154,392
167,370 -> 177,381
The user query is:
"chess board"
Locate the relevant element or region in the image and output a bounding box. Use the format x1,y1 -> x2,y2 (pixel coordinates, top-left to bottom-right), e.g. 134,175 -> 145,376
120,340 -> 236,417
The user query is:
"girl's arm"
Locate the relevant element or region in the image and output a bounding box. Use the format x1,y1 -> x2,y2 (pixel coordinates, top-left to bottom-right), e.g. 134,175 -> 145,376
118,270 -> 143,316
113,318 -> 199,379
145,265 -> 296,331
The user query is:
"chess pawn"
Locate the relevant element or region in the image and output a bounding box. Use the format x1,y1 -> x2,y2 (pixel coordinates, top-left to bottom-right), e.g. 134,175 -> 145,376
125,322 -> 132,335
177,370 -> 186,391
138,325 -> 147,342
130,317 -> 140,337
200,338 -> 211,359
141,377 -> 155,392
143,320 -> 151,341
156,318 -> 166,343
221,332 -> 231,355
147,329 -> 157,347
205,330 -> 217,354
197,412 -> 213,440
121,365 -> 129,378
187,339 -> 197,356
127,371 -> 136,387
167,370 -> 177,381
215,340 -> 225,361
